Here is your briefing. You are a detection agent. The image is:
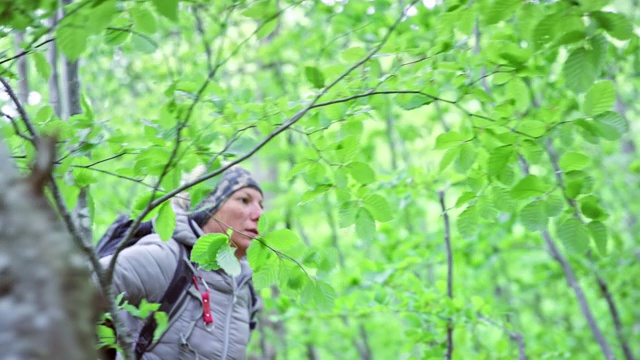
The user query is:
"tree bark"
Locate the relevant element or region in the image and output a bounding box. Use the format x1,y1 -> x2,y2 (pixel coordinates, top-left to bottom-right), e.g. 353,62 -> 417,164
14,31 -> 29,104
0,139 -> 97,360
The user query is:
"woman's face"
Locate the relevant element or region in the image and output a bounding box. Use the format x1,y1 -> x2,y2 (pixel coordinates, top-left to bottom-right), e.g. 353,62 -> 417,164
202,187 -> 263,258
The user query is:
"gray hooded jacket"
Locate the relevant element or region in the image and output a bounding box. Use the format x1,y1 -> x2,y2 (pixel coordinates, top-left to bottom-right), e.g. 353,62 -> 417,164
100,209 -> 260,360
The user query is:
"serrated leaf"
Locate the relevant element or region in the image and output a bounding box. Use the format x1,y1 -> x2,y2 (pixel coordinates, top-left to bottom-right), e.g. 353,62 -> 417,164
154,202 -> 175,241
544,194 -> 565,217
305,66 -> 325,88
435,131 -> 468,150
559,152 -> 590,172
484,0 -> 521,25
587,221 -> 608,255
511,175 -> 548,199
593,111 -> 628,140
455,192 -> 477,208
580,195 -> 607,220
440,147 -> 461,171
457,205 -> 478,239
556,217 -> 590,254
131,5 -> 157,34
362,194 -> 392,222
301,280 -> 336,311
252,265 -> 278,290
32,51 -> 51,79
583,81 -> 615,117
455,143 -> 477,172
338,201 -> 358,228
56,24 -> 88,61
217,246 -> 241,277
520,201 -> 547,231
492,186 -> 514,212
488,145 -> 514,175
347,161 -> 376,185
191,233 -> 228,268
151,0 -> 178,21
532,13 -> 560,49
396,94 -> 434,110
591,11 -> 634,40
562,37 -> 608,94
516,120 -> 546,137
262,229 -> 302,251
356,208 -> 376,241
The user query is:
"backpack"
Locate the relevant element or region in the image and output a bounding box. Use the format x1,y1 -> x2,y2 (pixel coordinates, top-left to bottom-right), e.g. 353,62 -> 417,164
95,215 -> 258,360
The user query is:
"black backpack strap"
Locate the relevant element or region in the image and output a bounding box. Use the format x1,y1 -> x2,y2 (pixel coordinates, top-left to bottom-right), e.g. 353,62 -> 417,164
134,244 -> 194,359
248,280 -> 259,330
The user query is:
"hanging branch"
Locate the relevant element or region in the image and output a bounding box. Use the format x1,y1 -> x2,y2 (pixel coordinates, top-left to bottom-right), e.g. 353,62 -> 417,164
478,315 -> 526,360
0,77 -> 39,140
438,190 -> 454,360
546,139 -> 633,360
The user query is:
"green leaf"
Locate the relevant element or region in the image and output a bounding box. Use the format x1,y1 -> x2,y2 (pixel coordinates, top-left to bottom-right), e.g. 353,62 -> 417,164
520,201 -> 547,231
455,143 -> 477,172
591,11 -> 634,40
532,12 -> 560,49
132,191 -> 164,220
152,311 -> 169,343
492,186 -> 514,213
362,194 -> 393,222
580,195 -> 607,220
593,111 -> 628,140
440,147 -> 460,171
32,51 -> 51,79
556,217 -> 590,254
587,221 -> 608,255
154,202 -> 175,241
545,195 -> 565,217
338,201 -> 358,228
86,0 -> 117,34
484,0 -> 521,25
131,5 -> 157,34
257,19 -> 278,39
301,280 -> 336,311
455,192 -> 477,208
356,208 -> 376,241
152,0 -> 179,21
487,145 -> 514,175
347,161 -> 376,185
71,156 -> 97,187
305,66 -> 325,88
262,229 -> 302,251
559,151 -> 590,172
457,205 -> 478,239
217,246 -> 241,277
242,0 -> 278,19
583,81 -> 615,117
191,233 -> 228,269
56,24 -> 88,61
510,175 -> 548,199
435,132 -> 469,150
563,38 -> 608,94
516,120 -> 546,137
105,27 -> 130,46
396,93 -> 434,110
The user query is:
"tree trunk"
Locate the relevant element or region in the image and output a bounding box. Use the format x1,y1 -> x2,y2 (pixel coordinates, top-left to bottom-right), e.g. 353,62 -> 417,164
14,31 -> 28,104
0,139 -> 97,360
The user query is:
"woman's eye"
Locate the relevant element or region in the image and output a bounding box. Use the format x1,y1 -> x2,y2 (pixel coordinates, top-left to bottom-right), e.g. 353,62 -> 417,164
240,197 -> 250,204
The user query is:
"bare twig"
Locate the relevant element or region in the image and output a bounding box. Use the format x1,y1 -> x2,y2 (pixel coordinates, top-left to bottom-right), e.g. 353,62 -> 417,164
2,112 -> 33,142
478,315 -> 526,360
0,38 -> 55,66
0,77 -> 39,140
438,190 -> 454,360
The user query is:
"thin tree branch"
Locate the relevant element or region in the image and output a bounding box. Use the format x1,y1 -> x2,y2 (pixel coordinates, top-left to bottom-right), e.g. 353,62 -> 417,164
541,230 -> 614,360
438,190 -> 454,360
0,77 -> 39,140
193,8 -> 213,74
2,112 -> 33,142
478,315 -> 526,360
0,38 -> 55,66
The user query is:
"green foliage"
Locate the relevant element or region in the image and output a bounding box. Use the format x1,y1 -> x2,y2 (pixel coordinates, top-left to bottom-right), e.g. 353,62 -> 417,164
2,0 -> 639,358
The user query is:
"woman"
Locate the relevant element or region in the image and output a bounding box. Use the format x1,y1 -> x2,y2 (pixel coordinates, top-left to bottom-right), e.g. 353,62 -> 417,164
100,166 -> 263,359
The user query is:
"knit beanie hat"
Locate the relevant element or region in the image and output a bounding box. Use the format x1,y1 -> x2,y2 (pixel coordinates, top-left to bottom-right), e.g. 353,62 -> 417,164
191,166 -> 262,227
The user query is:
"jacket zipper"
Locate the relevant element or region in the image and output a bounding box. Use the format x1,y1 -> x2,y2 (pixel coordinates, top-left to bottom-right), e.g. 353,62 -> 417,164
220,273 -> 251,359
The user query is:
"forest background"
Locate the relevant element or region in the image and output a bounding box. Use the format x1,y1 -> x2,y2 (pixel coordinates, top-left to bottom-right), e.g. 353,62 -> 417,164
0,0 -> 639,359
